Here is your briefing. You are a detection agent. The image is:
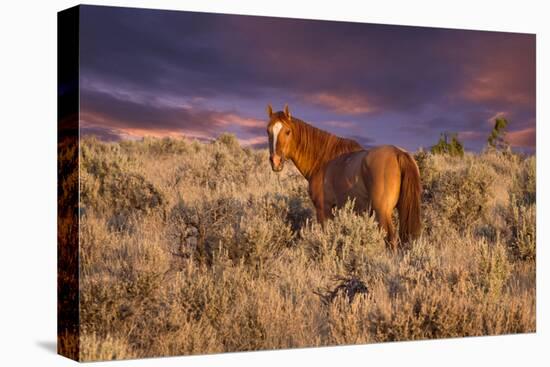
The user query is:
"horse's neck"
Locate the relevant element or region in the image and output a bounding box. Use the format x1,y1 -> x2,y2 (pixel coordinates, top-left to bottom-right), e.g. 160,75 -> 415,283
289,120 -> 362,180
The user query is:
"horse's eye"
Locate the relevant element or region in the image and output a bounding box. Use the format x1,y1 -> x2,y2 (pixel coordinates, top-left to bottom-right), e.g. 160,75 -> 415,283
286,130 -> 291,136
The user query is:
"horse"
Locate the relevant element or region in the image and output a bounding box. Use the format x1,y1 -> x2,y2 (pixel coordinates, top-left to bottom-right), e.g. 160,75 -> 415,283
266,104 -> 421,250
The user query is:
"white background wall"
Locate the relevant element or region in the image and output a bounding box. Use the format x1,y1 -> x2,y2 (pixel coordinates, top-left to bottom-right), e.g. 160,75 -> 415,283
0,0 -> 547,365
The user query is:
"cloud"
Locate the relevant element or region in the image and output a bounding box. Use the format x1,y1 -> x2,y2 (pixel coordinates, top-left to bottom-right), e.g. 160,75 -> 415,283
508,127 -> 536,148
458,32 -> 535,110
323,120 -> 358,129
462,73 -> 533,106
217,113 -> 266,136
304,93 -> 374,115
80,125 -> 125,141
458,130 -> 486,142
80,86 -> 267,142
458,123 -> 536,149
79,7 -> 469,115
78,5 -> 535,152
238,135 -> 268,147
81,90 -> 221,134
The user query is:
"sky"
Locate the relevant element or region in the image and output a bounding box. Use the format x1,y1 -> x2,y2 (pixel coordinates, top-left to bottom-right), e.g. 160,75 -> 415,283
78,5 -> 536,153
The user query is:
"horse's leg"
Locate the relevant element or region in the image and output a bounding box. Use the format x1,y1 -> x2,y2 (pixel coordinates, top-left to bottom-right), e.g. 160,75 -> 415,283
385,212 -> 398,251
315,206 -> 326,225
374,206 -> 397,251
364,149 -> 401,251
309,170 -> 333,226
315,200 -> 335,226
308,183 -> 327,226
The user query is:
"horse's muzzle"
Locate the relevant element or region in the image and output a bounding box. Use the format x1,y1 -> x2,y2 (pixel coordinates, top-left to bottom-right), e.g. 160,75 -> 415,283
270,155 -> 285,172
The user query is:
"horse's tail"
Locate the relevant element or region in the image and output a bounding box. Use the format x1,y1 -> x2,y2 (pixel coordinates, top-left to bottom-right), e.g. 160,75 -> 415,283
396,149 -> 422,243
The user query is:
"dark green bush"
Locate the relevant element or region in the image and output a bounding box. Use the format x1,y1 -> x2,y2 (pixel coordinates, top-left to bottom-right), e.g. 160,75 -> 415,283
430,133 -> 464,157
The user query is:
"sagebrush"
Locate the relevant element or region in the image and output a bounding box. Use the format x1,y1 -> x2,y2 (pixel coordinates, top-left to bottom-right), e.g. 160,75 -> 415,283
65,135 -> 535,361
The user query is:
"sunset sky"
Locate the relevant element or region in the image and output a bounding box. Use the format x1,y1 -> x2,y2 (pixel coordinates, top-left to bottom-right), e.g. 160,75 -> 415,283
78,5 -> 536,153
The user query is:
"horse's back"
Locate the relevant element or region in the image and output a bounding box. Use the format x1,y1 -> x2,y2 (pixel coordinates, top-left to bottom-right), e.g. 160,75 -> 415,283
325,145 -> 403,212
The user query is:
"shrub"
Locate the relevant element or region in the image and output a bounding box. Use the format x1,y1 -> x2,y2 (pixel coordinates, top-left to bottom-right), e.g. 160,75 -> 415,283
487,117 -> 509,151
430,132 -> 464,157
80,334 -> 137,362
475,239 -> 511,299
81,169 -> 165,231
80,138 -> 165,229
117,136 -> 191,156
511,156 -> 536,206
413,148 -> 430,180
215,132 -> 241,151
299,200 -> 385,275
170,195 -> 296,267
233,211 -> 294,268
76,137 -> 535,360
423,160 -> 495,231
169,196 -> 245,264
400,238 -> 440,282
506,203 -> 536,261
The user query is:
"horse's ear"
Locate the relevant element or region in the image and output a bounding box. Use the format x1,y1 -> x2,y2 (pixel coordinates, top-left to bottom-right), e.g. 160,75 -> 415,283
284,104 -> 291,120
266,104 -> 273,117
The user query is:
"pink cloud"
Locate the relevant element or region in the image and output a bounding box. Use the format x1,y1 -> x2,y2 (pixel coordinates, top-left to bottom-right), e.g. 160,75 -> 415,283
216,113 -> 265,129
508,127 -> 536,148
462,74 -> 532,106
459,39 -> 534,109
238,135 -> 267,146
81,104 -> 268,144
80,111 -> 185,139
459,120 -> 536,149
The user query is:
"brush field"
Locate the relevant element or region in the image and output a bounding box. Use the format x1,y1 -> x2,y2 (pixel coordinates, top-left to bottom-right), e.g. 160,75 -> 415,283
65,135 -> 535,361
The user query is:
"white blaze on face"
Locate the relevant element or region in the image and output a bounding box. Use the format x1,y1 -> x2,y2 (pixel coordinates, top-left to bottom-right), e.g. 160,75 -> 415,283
272,122 -> 283,154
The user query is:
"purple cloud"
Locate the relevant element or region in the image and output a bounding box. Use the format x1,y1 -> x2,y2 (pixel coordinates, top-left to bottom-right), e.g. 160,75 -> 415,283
79,5 -> 535,152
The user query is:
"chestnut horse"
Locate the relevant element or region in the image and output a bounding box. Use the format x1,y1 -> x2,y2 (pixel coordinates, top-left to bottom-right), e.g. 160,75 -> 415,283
266,105 -> 421,249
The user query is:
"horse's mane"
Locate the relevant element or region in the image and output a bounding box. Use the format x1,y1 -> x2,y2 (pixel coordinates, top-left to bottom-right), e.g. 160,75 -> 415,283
276,112 -> 364,178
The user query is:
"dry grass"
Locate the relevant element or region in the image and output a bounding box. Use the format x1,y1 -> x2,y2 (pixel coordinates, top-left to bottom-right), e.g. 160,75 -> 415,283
72,135 -> 535,361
